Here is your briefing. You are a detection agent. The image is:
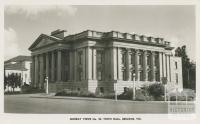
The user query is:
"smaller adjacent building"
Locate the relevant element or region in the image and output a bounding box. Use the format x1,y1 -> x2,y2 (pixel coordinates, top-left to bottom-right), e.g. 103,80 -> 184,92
4,55 -> 32,91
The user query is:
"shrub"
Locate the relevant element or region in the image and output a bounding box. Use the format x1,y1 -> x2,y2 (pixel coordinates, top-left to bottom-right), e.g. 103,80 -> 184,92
4,91 -> 21,95
21,85 -> 45,94
118,88 -> 133,100
55,89 -> 96,98
79,91 -> 95,97
117,87 -> 154,101
55,90 -> 70,96
147,83 -> 164,99
135,89 -> 154,101
154,96 -> 164,101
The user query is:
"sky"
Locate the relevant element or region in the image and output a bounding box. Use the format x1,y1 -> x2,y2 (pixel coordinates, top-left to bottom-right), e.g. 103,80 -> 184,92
4,5 -> 195,61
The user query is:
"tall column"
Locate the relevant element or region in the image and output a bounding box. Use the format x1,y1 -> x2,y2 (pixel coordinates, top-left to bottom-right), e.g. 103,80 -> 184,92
57,50 -> 62,81
112,47 -> 118,80
104,48 -> 108,80
163,53 -> 166,78
51,51 -> 55,82
159,52 -> 163,81
126,49 -> 131,81
151,51 -> 155,81
169,55 -> 171,82
82,48 -> 86,80
92,48 -> 96,80
39,54 -> 44,89
86,46 -> 92,80
143,50 -> 147,81
74,50 -> 77,81
69,50 -> 74,81
166,54 -> 170,82
46,53 -> 49,79
31,56 -> 35,87
34,55 -> 39,87
134,50 -> 139,81
117,48 -> 122,80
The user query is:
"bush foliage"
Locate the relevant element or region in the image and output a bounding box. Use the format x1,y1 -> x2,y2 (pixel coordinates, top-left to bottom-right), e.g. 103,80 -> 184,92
147,83 -> 164,99
21,84 -> 45,94
55,89 -> 95,98
118,83 -> 165,101
55,83 -> 165,101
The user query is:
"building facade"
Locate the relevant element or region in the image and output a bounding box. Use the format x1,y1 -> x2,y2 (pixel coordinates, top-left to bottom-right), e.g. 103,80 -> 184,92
4,56 -> 32,91
29,29 -> 183,94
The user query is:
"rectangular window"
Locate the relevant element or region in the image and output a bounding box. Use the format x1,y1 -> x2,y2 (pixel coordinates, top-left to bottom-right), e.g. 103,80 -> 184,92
78,71 -> 83,81
148,71 -> 151,81
122,70 -> 126,81
131,54 -> 135,64
122,52 -> 126,64
78,51 -> 83,65
154,54 -> 159,65
155,72 -> 159,81
140,71 -> 143,81
97,71 -> 102,80
175,62 -> 178,69
139,54 -> 143,65
147,55 -> 151,65
176,73 -> 178,84
97,51 -> 103,64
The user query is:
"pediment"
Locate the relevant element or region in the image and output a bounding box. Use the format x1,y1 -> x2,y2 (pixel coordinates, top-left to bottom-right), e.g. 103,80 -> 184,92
35,38 -> 55,48
29,34 -> 60,51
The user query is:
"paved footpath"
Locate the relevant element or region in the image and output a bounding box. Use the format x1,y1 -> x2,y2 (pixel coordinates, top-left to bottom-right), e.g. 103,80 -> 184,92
4,94 -> 168,114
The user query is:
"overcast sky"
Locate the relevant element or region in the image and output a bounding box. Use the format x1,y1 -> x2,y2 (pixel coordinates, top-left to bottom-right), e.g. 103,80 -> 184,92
4,5 -> 195,61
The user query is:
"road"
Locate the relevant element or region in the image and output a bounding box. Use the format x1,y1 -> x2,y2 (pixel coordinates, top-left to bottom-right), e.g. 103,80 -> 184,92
4,94 -> 168,114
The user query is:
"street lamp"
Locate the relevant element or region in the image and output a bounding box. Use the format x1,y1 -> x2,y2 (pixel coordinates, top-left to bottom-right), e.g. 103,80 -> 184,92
114,80 -> 117,101
45,77 -> 49,94
132,73 -> 136,100
175,85 -> 178,105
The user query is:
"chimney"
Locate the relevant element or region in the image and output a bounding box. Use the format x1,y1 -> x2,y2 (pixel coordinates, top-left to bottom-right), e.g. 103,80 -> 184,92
51,29 -> 67,39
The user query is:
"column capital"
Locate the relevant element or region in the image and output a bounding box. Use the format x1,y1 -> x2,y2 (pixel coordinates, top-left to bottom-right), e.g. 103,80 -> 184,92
128,49 -> 134,54
142,50 -> 147,54
150,51 -> 155,54
134,49 -> 139,53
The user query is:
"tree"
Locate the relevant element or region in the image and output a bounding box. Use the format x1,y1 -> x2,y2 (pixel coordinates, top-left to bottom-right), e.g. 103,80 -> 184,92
4,76 -> 8,90
175,45 -> 196,90
5,73 -> 22,92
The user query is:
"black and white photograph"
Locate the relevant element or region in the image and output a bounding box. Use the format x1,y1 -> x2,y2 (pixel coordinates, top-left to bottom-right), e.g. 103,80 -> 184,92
0,0 -> 199,124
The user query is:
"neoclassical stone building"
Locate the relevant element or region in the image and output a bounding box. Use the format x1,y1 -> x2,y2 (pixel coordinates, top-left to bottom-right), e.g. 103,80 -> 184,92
29,29 -> 183,94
